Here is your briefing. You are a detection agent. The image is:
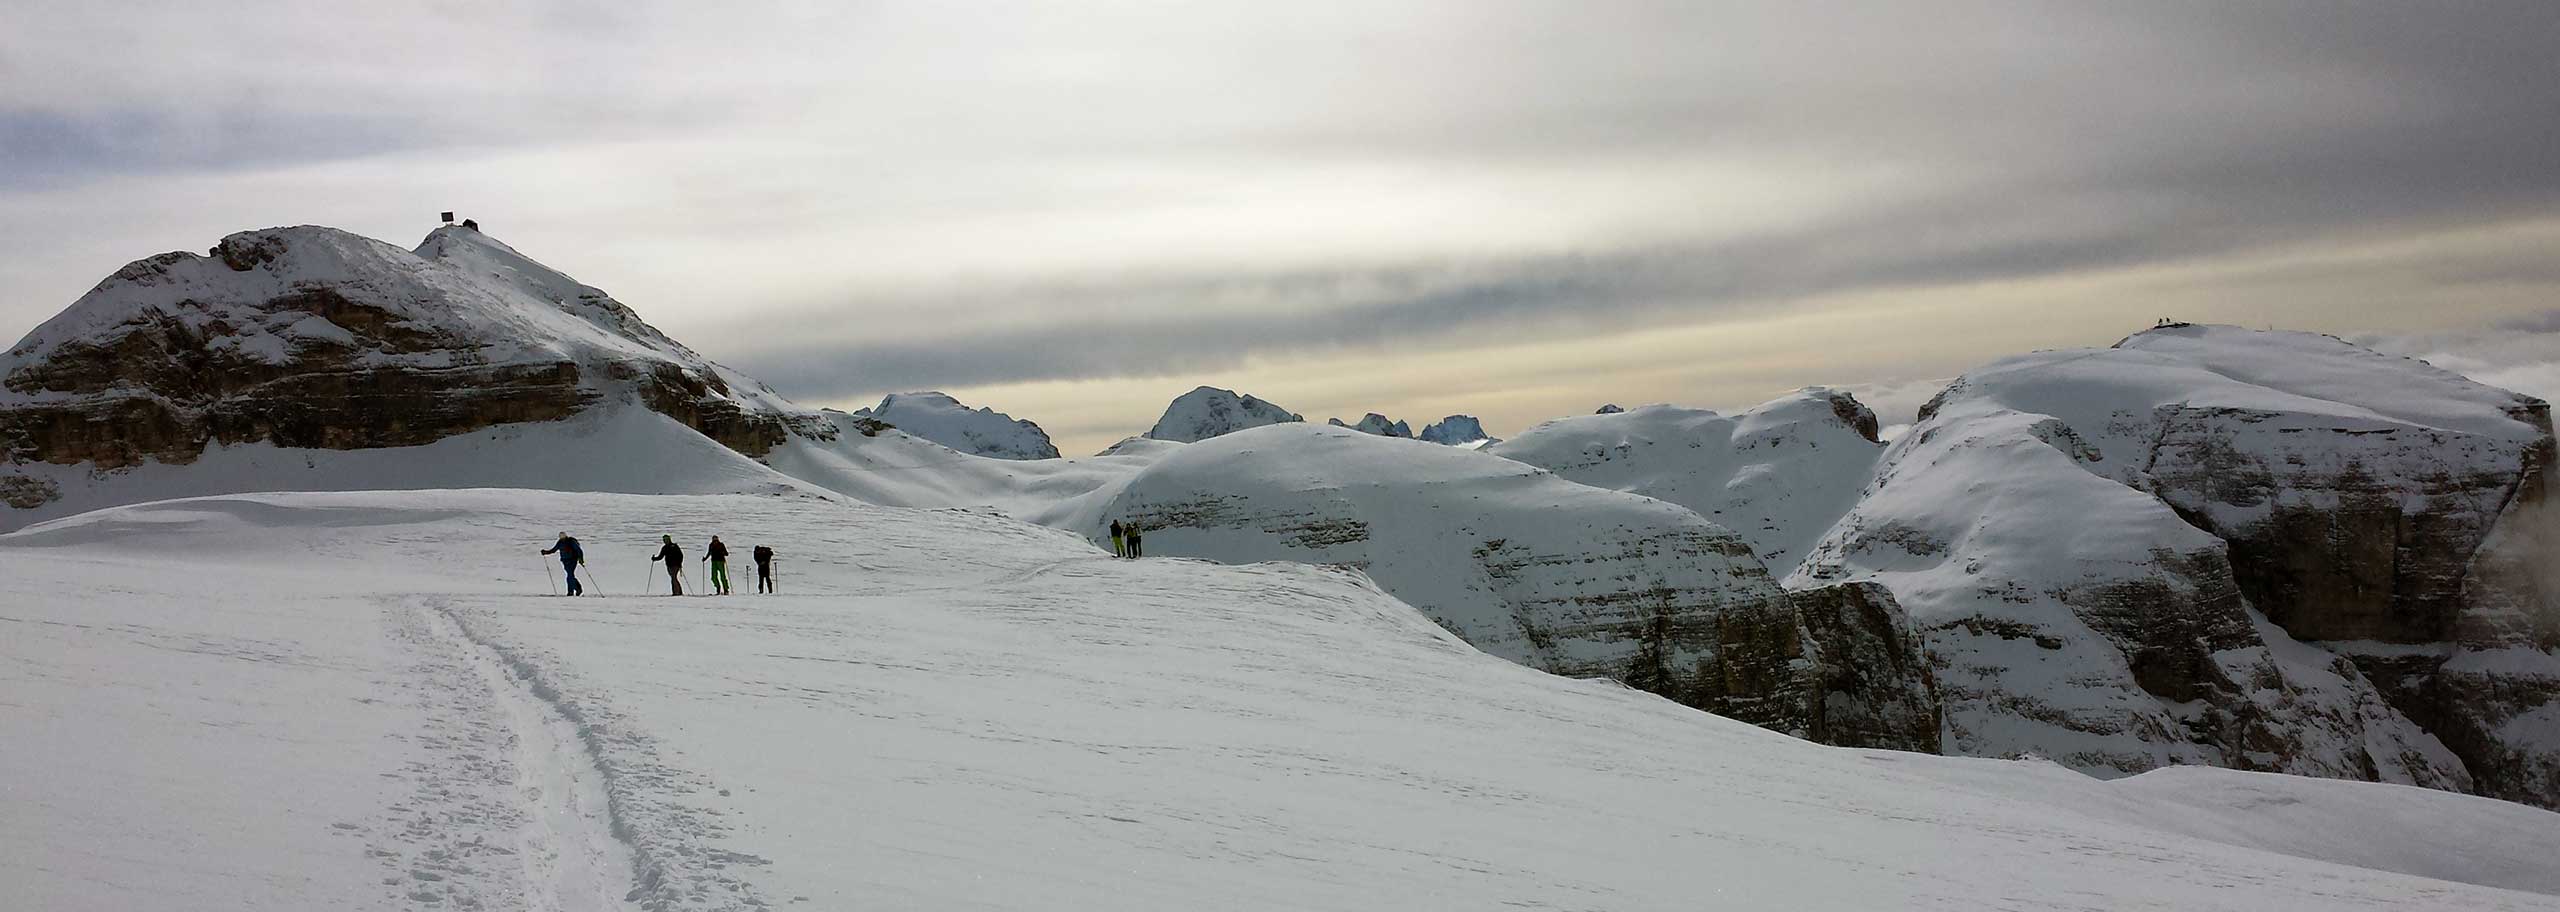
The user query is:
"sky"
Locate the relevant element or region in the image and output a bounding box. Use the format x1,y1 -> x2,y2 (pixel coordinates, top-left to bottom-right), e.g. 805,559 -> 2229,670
5,2 -> 2558,455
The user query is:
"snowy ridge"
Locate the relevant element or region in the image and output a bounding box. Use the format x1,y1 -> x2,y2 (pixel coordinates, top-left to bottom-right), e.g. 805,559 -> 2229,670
1047,422 -> 1939,746
5,489 -> 2558,910
851,391 -> 1061,460
1491,388 -> 1882,572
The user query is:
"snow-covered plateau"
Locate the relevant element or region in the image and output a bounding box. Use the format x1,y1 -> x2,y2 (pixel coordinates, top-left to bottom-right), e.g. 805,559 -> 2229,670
6,489 -> 2558,911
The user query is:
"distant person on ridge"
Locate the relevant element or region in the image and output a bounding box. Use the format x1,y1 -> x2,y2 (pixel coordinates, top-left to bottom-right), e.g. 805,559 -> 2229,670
753,544 -> 775,593
540,532 -> 586,596
707,535 -> 732,595
652,534 -> 685,595
1126,523 -> 1143,559
1109,519 -> 1126,558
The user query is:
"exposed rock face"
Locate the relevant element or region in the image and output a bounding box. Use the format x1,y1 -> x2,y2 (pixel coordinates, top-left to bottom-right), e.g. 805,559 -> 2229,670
1802,324 -> 2556,807
1144,387 -> 1303,443
1067,423 -> 1938,751
1,225 -> 823,475
1417,415 -> 1495,446
1595,403 -> 1625,414
851,391 -> 1061,460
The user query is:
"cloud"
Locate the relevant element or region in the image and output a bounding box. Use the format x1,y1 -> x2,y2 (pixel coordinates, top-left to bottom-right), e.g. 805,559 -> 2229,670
6,1 -> 2560,423
2356,309 -> 2560,405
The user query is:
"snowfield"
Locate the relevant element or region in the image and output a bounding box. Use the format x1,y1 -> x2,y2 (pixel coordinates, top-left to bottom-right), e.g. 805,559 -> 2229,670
6,488 -> 2558,911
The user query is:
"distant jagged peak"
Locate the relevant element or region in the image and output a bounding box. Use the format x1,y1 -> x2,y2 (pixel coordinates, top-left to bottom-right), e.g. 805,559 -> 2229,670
1145,386 -> 1304,443
1417,414 -> 1497,447
1595,403 -> 1625,414
1328,412 -> 1414,438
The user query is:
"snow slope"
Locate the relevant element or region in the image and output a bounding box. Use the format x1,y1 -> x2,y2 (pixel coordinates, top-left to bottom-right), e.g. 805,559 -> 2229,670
6,489 -> 2559,911
1143,386 -> 1302,442
1492,388 -> 1882,573
851,391 -> 1061,460
1047,423 -> 1939,746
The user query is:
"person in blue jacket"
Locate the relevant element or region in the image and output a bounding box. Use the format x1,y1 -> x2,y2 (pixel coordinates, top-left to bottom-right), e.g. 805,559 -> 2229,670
540,532 -> 586,596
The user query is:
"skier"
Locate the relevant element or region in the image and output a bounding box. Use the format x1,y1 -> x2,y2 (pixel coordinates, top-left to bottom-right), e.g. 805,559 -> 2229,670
707,535 -> 732,596
540,532 -> 586,596
752,544 -> 776,594
1109,519 -> 1126,558
652,535 -> 685,595
1126,523 -> 1144,559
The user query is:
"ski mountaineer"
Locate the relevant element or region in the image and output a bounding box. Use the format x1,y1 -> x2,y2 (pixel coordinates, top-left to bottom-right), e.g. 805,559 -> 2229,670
752,544 -> 775,594
1109,519 -> 1126,558
1126,523 -> 1144,559
540,533 -> 586,596
652,535 -> 685,595
707,535 -> 732,596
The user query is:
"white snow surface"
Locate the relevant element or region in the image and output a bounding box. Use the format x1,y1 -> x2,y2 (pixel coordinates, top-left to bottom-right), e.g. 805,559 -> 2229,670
1143,386 -> 1303,442
1492,389 -> 1883,573
851,391 -> 1061,460
7,487 -> 2559,911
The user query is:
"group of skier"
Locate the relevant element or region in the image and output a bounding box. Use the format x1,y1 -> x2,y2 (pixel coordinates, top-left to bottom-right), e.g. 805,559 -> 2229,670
541,532 -> 776,597
1107,519 -> 1146,559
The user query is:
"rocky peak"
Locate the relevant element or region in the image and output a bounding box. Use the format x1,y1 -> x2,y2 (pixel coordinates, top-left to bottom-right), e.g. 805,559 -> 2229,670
1328,413 -> 1413,438
1,224 -> 820,476
852,391 -> 1060,460
1417,415 -> 1495,446
1144,386 -> 1303,443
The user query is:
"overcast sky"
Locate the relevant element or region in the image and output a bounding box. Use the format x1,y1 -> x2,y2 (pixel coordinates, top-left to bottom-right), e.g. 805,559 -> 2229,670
6,1 -> 2558,454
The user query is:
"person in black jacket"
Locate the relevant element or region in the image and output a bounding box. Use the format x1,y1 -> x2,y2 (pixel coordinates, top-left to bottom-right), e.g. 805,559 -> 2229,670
752,544 -> 775,593
540,532 -> 586,596
707,535 -> 732,595
652,535 -> 685,595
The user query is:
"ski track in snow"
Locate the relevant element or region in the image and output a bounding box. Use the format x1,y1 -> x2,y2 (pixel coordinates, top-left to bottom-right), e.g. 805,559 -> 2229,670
427,598 -> 641,912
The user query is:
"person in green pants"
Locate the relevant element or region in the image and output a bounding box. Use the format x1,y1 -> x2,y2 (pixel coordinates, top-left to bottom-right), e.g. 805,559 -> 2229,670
706,535 -> 733,595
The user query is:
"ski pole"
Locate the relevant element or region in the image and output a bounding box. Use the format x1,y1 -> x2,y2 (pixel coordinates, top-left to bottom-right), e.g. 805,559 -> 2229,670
586,561 -> 605,597
541,554 -> 557,596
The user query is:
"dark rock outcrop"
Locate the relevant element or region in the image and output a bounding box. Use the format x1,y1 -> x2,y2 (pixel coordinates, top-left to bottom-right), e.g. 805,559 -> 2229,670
1,226 -> 821,471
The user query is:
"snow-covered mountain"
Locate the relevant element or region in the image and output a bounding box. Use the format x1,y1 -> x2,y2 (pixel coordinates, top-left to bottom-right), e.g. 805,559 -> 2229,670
850,390 -> 1060,460
1492,388 -> 1881,571
1144,386 -> 1303,442
11,489 -> 2559,910
1326,412 -> 1413,437
1795,324 -> 2559,807
0,225 -> 1149,531
1417,414 -> 1497,447
1054,422 -> 1939,750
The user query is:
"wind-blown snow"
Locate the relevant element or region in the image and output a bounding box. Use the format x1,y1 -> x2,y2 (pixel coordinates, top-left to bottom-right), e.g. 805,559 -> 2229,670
6,488 -> 2558,910
851,391 -> 1061,460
